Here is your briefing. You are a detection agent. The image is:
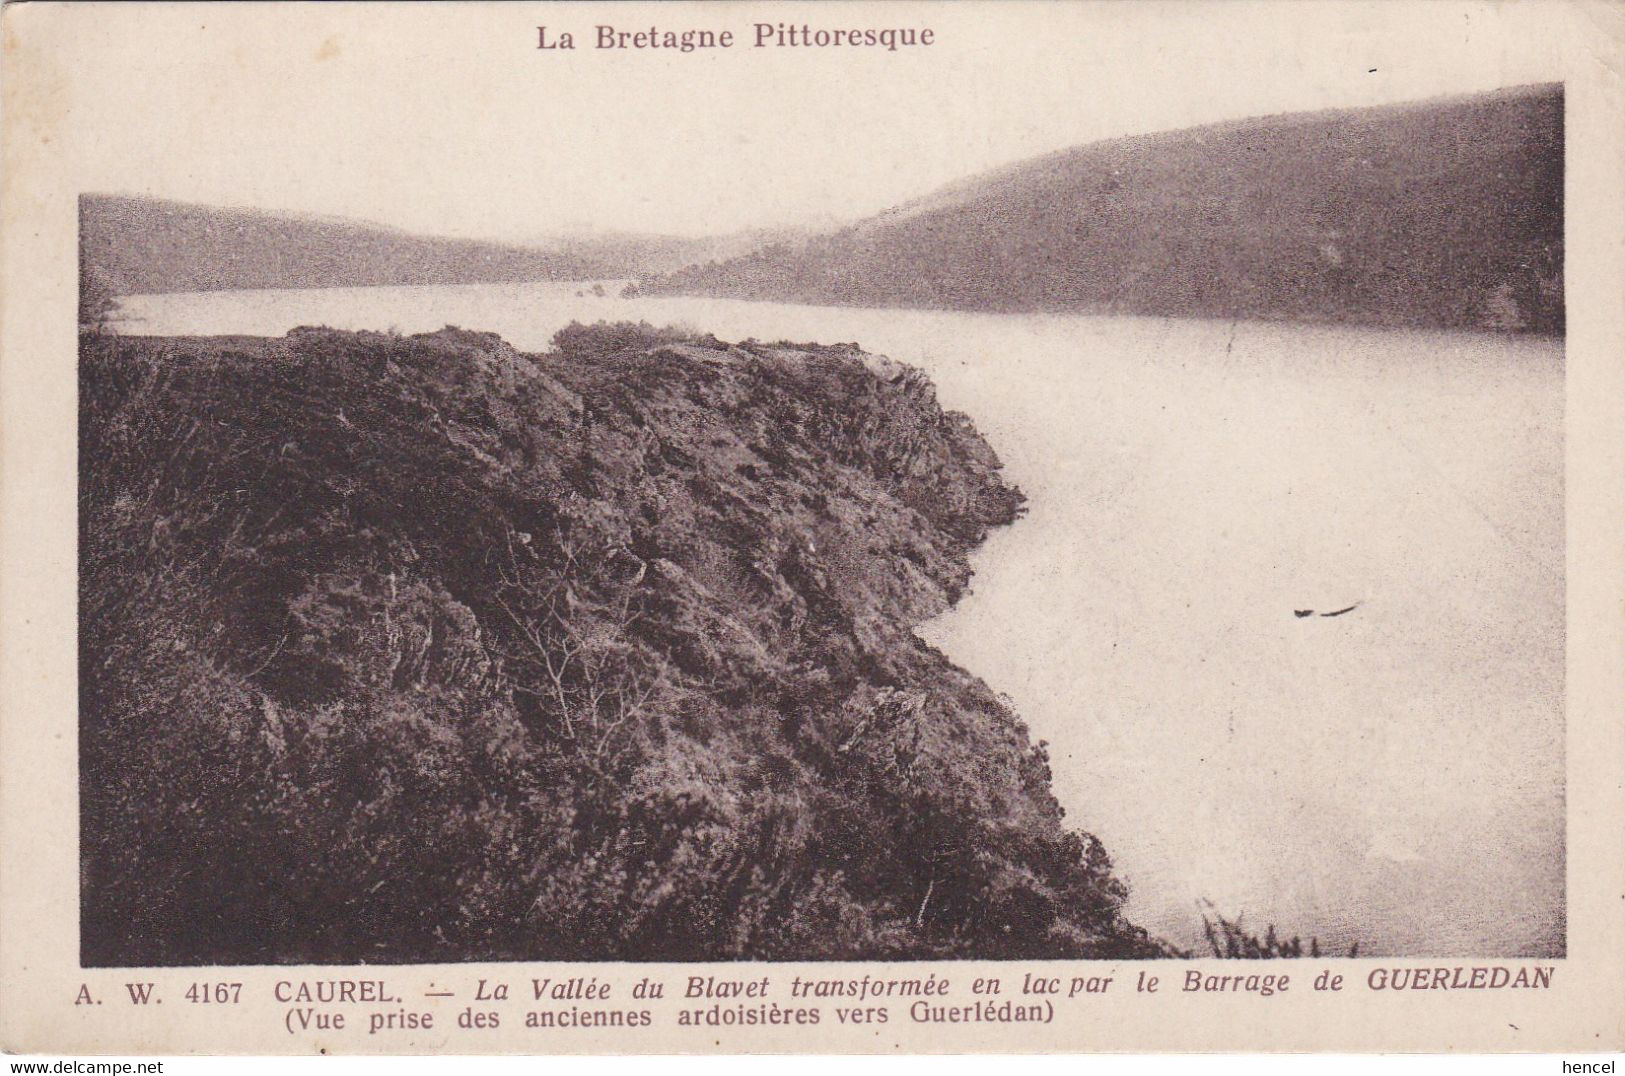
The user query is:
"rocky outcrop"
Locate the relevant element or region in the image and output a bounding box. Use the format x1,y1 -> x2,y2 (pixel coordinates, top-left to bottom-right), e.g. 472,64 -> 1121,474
79,321 -> 1161,965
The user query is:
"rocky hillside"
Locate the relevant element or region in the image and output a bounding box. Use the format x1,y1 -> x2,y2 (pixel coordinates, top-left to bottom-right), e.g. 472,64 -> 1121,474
80,321 -> 1161,965
639,85 -> 1563,334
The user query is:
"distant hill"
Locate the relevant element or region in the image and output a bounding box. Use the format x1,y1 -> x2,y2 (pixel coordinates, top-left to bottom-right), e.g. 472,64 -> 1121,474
640,85 -> 1564,334
78,194 -> 722,295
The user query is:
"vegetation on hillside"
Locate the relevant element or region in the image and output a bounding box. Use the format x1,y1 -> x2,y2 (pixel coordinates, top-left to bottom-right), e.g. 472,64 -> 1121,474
78,232 -> 119,331
1198,904 -> 1359,959
80,320 -> 1165,965
640,85 -> 1563,334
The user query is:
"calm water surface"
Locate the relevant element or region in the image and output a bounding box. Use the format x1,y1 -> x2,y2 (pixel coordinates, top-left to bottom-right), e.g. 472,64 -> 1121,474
114,283 -> 1564,957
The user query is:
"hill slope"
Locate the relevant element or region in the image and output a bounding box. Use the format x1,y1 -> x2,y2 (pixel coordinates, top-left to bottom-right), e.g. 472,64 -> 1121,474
79,321 -> 1161,964
641,85 -> 1563,333
78,195 -> 720,295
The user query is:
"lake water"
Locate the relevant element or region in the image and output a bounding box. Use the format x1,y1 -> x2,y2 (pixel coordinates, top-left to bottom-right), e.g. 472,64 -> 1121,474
112,283 -> 1565,958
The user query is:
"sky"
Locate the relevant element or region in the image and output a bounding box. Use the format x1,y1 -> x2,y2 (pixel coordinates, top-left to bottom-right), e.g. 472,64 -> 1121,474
40,0 -> 1568,242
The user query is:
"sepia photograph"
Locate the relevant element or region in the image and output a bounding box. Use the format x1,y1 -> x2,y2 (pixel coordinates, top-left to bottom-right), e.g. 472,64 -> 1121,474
76,56 -> 1564,971
4,0 -> 1623,1058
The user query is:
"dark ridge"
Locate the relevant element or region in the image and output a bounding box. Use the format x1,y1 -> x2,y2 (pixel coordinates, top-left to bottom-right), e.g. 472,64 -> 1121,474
79,320 -> 1166,965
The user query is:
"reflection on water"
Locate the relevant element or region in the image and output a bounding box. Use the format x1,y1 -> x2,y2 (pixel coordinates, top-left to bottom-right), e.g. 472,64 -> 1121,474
113,282 -> 1564,957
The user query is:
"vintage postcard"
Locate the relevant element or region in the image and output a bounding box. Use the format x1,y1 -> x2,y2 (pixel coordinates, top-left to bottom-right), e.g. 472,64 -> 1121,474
2,0 -> 1622,1056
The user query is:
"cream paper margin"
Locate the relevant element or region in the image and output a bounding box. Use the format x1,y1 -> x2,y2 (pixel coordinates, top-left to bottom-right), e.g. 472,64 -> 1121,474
1,0 -> 1621,1056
